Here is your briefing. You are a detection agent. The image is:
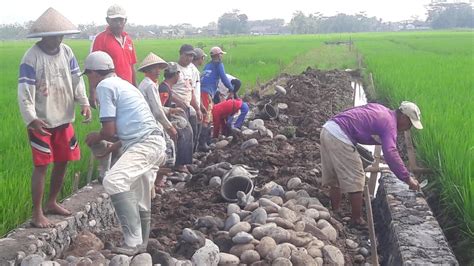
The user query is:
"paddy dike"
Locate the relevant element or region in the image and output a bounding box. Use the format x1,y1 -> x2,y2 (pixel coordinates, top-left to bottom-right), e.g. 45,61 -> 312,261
0,68 -> 457,265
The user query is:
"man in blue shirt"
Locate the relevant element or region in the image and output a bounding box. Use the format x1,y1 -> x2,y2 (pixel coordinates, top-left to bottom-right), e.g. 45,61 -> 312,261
83,51 -> 166,255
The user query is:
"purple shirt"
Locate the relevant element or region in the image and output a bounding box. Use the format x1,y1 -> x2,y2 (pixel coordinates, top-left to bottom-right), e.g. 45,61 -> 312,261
331,103 -> 409,181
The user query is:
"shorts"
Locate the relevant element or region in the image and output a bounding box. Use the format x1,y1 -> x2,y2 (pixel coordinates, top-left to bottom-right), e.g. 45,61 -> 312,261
28,123 -> 80,166
201,92 -> 213,123
320,128 -> 365,193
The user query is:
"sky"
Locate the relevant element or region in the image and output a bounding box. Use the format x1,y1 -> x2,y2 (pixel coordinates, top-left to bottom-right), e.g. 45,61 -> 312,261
1,0 -> 435,27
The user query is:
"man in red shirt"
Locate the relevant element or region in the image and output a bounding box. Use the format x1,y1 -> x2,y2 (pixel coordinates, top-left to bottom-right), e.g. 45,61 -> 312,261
91,4 -> 137,90
212,99 -> 243,138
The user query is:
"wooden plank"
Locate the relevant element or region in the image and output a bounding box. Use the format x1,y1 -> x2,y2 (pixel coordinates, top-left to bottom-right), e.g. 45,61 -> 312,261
365,184 -> 379,265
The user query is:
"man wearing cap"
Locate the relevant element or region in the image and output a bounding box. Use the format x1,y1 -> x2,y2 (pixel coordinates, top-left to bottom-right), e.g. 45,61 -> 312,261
18,8 -> 91,228
201,46 -> 234,128
320,102 -> 422,227
83,51 -> 166,255
91,4 -> 137,89
191,48 -> 210,152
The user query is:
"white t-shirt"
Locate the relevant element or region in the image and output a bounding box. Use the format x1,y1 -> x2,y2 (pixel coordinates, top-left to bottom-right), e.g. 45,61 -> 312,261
172,63 -> 194,106
322,120 -> 352,145
191,63 -> 201,106
218,73 -> 236,98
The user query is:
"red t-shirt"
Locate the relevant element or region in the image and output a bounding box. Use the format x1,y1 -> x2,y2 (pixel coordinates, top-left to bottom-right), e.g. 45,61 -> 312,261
92,27 -> 137,84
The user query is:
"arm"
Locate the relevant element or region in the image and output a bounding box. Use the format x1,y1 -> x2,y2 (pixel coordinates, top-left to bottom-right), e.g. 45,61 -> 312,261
69,54 -> 91,122
217,63 -> 234,91
190,91 -> 202,122
18,63 -> 38,127
131,65 -> 137,87
143,83 -> 173,129
380,130 -> 410,182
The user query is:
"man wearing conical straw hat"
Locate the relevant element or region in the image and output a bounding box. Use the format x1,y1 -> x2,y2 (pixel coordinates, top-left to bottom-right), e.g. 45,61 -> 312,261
18,8 -> 91,228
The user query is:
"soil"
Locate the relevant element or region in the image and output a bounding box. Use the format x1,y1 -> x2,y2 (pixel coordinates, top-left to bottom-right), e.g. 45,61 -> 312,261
99,68 -> 371,264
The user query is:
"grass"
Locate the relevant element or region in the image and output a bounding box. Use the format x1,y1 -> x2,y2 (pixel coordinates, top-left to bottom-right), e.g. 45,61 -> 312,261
354,31 -> 474,263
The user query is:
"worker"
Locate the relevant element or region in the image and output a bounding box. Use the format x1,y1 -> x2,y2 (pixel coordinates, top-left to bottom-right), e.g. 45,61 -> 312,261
212,98 -> 248,138
320,101 -> 422,227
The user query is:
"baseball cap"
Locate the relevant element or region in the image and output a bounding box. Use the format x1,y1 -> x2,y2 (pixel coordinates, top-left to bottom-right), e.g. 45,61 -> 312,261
179,44 -> 196,55
210,46 -> 226,56
164,62 -> 180,75
399,101 -> 423,129
107,4 -> 127,19
82,51 -> 115,75
193,48 -> 207,59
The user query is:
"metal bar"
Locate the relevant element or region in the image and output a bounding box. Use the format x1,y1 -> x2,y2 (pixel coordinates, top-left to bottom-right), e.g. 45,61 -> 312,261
364,184 -> 379,265
365,166 -> 432,174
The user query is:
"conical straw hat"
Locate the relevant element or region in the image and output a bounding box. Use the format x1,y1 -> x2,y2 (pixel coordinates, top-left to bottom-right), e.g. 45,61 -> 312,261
138,53 -> 169,72
27,7 -> 80,38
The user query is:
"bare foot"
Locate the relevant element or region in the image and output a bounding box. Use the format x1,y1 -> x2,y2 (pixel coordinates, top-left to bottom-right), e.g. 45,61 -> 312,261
45,202 -> 72,216
31,212 -> 53,228
174,165 -> 190,174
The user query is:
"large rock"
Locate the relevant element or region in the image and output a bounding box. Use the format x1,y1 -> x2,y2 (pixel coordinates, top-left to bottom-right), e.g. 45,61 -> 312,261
345,239 -> 359,249
291,250 -> 318,266
130,253 -> 152,266
240,250 -> 261,264
252,223 -> 277,239
245,202 -> 260,212
232,232 -> 254,244
63,231 -> 104,257
267,227 -> 291,243
110,255 -> 131,266
304,209 -> 320,220
288,231 -> 313,247
197,216 -> 224,230
224,213 -> 241,231
256,236 -> 277,258
278,207 -> 298,223
304,223 -> 328,240
229,243 -> 255,257
209,176 -> 222,187
182,228 -> 206,245
322,245 -> 344,265
320,224 -> 338,242
227,204 -> 241,215
266,217 -> 294,230
213,231 -> 233,254
259,198 -> 281,210
241,138 -> 259,149
21,255 -> 44,266
229,222 -> 251,237
307,246 -> 322,258
249,119 -> 264,130
191,239 -> 220,266
272,257 -> 292,266
218,252 -> 240,266
215,140 -> 229,149
251,207 -> 268,224
266,244 -> 292,262
287,177 -> 302,190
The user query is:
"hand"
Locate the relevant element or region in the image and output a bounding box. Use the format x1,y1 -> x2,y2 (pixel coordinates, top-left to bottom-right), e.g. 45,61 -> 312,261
88,96 -> 97,109
28,119 -> 51,136
166,126 -> 178,141
196,110 -> 203,122
81,105 -> 92,123
406,176 -> 420,191
85,132 -> 102,146
169,108 -> 184,116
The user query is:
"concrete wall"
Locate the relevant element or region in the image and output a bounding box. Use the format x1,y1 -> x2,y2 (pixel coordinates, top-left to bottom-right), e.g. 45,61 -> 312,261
0,182 -> 117,265
374,173 -> 458,265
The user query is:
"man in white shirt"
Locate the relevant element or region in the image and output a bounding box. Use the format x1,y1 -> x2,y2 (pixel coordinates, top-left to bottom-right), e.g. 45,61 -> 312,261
191,48 -> 210,152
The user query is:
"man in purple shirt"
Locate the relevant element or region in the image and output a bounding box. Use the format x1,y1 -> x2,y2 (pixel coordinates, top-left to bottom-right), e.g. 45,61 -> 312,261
320,101 -> 422,226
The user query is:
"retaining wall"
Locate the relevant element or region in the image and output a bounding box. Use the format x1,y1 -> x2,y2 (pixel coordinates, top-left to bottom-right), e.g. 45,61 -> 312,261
374,173 -> 458,265
0,182 -> 117,265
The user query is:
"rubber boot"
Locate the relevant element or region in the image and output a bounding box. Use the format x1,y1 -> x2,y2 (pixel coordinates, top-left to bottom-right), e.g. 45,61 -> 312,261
198,126 -> 211,152
140,211 -> 151,248
110,192 -> 142,256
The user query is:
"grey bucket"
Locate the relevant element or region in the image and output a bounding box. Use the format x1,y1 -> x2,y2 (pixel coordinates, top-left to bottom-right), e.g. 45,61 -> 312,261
258,103 -> 279,120
221,166 -> 255,202
356,144 -> 374,168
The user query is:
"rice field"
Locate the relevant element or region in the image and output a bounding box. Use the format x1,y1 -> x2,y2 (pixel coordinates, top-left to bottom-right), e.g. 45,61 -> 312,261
354,31 -> 474,259
0,32 -> 472,261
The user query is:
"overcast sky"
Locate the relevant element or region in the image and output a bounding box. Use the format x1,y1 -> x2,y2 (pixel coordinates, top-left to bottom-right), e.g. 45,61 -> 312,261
2,0 -> 434,26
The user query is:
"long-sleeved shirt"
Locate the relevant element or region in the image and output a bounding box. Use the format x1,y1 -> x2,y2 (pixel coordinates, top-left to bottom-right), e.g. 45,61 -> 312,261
201,61 -> 233,97
331,103 -> 410,181
18,43 -> 89,128
138,77 -> 173,130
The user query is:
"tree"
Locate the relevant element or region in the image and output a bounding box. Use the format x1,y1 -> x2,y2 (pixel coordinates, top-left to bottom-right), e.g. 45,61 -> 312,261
217,10 -> 249,34
426,2 -> 474,29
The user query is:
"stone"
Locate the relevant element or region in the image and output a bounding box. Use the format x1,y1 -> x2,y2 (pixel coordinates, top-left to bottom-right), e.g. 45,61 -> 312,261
39,261 -> 59,266
267,244 -> 292,262
269,196 -> 284,206
308,204 -> 328,213
304,223 -> 328,241
176,260 -> 192,266
218,252 -> 240,266
238,210 -> 252,220
305,209 -> 320,220
289,231 -> 313,247
86,250 -> 107,265
307,246 -> 322,258
130,253 -> 152,266
294,221 -> 305,232
213,232 -> 233,254
267,227 -> 291,243
216,140 -> 229,149
63,231 -> 104,257
354,254 -> 365,263
245,202 -> 260,212
278,207 -> 298,223
197,216 -> 224,230
259,198 -> 281,210
321,225 -> 338,242
209,176 -> 222,187
149,248 -> 175,265
229,222 -> 251,237
192,239 -> 220,266
249,119 -> 264,130
318,211 -> 331,220
225,213 -> 241,231
274,134 -> 288,141
322,245 -> 344,265
242,138 -> 259,149
233,232 -> 254,244
21,254 -> 44,266
345,239 -> 359,249
285,191 -> 297,200
227,204 -> 241,215
262,205 -> 279,214
316,219 -> 330,229
77,258 -> 93,265
251,223 -> 277,239
251,208 -> 268,224
256,236 -> 277,258
287,177 -> 302,190
109,255 -> 131,266
295,190 -> 310,198
359,247 -> 369,257
266,217 -> 294,230
265,129 -> 274,139
291,250 -> 318,266
182,228 -> 206,245
272,257 -> 292,266
229,243 -> 255,257
269,185 -> 285,197
241,250 -> 261,264
242,129 -> 257,137
315,257 -> 323,266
